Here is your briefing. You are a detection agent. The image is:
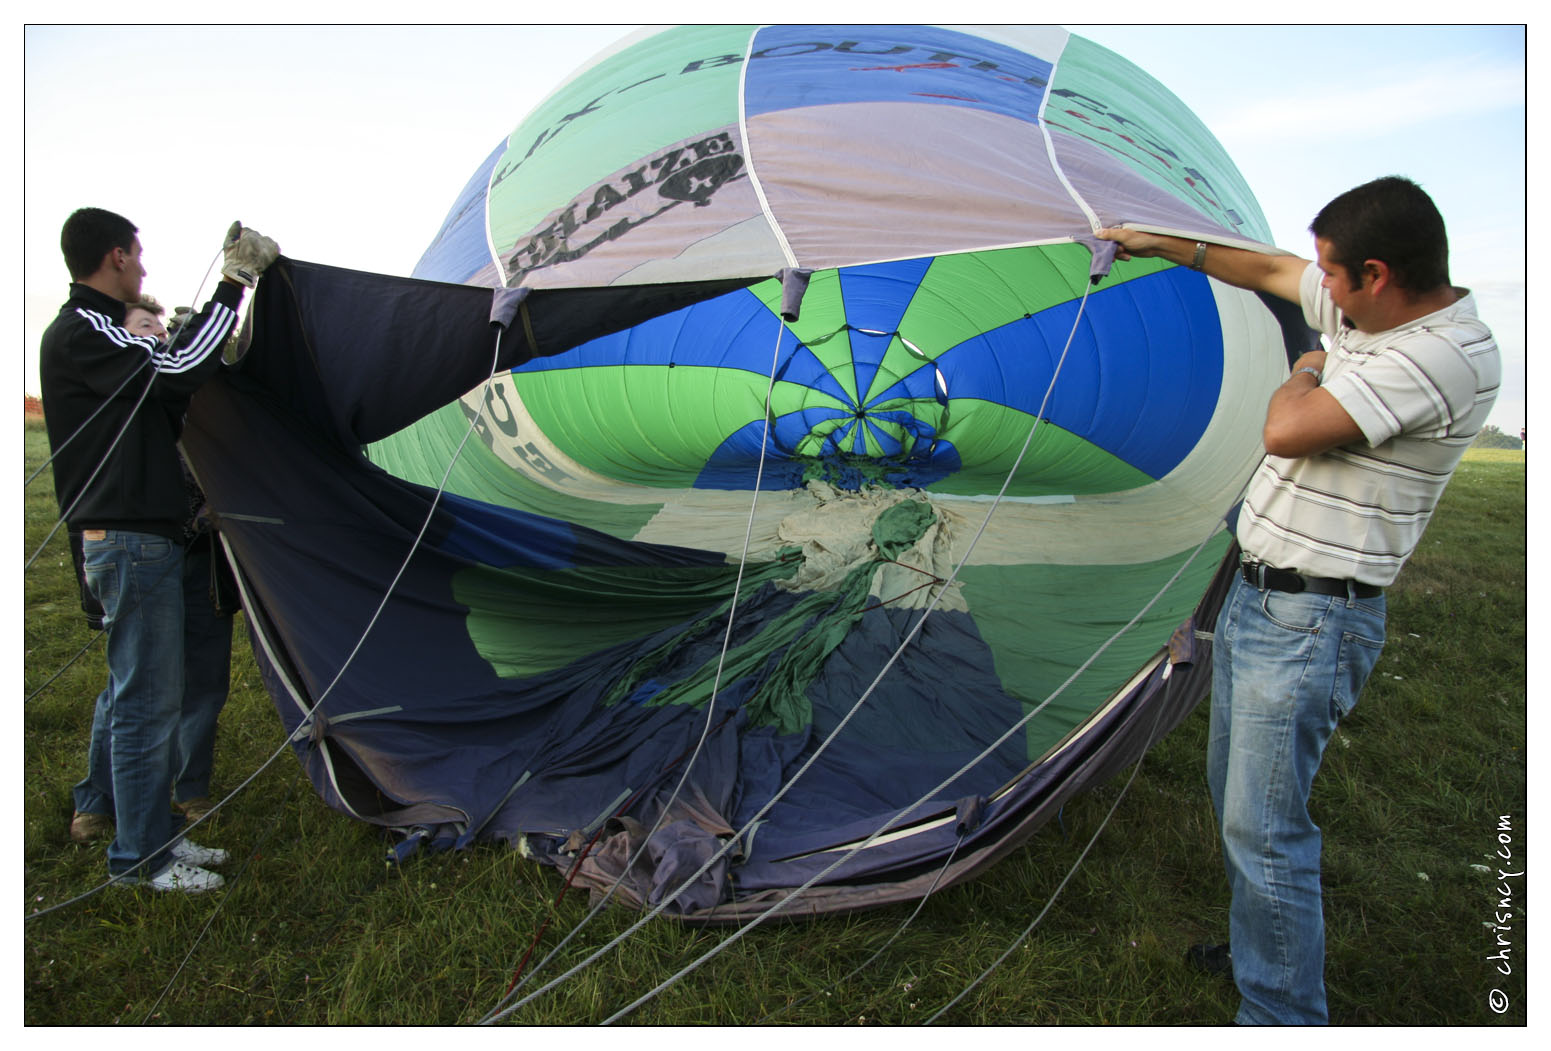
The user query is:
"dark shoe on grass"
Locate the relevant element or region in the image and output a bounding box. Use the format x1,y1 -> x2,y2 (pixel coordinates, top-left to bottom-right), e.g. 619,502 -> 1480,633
176,797 -> 214,822
70,811 -> 113,844
1186,942 -> 1233,979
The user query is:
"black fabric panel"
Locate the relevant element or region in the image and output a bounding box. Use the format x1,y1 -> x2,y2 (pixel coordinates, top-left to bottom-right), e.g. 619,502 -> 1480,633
236,258 -> 760,448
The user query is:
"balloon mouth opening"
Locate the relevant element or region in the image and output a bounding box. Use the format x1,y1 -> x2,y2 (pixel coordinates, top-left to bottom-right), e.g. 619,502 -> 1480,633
794,448 -> 954,492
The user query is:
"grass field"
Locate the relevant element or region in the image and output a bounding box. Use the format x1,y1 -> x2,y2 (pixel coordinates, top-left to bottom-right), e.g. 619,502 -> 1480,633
21,421 -> 1527,1025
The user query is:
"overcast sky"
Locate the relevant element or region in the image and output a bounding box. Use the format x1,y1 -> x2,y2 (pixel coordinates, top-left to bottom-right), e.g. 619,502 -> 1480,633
20,20 -> 1529,433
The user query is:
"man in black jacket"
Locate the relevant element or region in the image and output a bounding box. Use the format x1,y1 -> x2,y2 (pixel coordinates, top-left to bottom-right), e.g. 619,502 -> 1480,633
41,207 -> 277,893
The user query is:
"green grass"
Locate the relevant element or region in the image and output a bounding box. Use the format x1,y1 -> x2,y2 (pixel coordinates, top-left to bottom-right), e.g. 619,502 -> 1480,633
22,421 -> 1527,1025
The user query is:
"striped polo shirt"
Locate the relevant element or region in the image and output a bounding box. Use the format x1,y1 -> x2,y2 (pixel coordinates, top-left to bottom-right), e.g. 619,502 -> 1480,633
1236,263 -> 1500,587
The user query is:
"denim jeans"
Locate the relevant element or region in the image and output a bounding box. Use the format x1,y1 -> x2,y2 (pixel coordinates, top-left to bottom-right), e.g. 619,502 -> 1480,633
74,538 -> 234,814
72,681 -> 116,816
174,538 -> 233,803
1208,573 -> 1386,1024
74,531 -> 186,878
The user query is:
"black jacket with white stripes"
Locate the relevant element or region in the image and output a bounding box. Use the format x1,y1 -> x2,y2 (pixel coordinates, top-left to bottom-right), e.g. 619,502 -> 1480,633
41,281 -> 242,539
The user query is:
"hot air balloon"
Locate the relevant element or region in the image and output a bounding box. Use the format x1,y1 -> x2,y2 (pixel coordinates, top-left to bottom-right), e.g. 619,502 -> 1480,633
182,24 -> 1307,919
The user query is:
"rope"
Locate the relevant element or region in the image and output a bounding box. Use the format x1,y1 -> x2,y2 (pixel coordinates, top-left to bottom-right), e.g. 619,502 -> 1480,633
597,270 -> 1238,1025
302,336 -> 503,713
24,525 -> 215,708
25,362 -> 161,572
484,275 -> 1102,1025
598,513 -> 1217,1025
479,297 -> 792,1022
923,656 -> 1182,1023
492,710 -> 737,1005
758,828 -> 969,1024
24,357 -> 152,488
23,624 -> 104,704
24,249 -> 225,570
141,766 -> 305,1022
25,301 -> 508,922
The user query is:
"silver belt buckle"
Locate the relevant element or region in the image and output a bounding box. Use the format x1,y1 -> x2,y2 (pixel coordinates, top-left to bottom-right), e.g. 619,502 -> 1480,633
1241,556 -> 1266,590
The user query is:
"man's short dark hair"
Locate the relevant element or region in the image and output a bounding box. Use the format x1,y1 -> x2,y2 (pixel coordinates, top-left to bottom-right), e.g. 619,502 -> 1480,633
60,208 -> 138,280
1310,176 -> 1450,294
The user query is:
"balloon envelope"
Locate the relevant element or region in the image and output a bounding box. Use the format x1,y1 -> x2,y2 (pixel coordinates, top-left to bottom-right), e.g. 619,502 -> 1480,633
185,24 -> 1301,919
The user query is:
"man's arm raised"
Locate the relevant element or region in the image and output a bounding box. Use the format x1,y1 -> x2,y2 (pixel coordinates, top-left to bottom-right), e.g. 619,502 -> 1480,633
1095,228 -> 1308,305
1097,228 -> 1367,458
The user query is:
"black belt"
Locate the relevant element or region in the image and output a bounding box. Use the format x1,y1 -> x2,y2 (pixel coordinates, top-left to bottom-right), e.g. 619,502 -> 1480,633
1240,559 -> 1383,599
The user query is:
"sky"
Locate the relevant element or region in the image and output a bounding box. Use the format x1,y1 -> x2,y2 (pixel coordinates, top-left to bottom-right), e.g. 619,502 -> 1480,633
19,20 -> 1529,436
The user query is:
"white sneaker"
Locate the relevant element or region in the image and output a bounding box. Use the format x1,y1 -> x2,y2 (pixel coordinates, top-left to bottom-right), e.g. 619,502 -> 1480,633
146,860 -> 225,894
172,839 -> 229,867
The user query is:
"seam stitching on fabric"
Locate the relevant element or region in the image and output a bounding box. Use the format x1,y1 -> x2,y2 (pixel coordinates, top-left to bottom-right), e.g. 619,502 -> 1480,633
739,26 -> 799,269
1034,34 -> 1102,233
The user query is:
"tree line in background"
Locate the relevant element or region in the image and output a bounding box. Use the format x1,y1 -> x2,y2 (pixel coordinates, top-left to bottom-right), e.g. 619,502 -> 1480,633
1472,424 -> 1524,450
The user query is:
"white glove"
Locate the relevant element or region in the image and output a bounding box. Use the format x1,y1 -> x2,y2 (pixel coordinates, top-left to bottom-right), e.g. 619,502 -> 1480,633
221,221 -> 280,288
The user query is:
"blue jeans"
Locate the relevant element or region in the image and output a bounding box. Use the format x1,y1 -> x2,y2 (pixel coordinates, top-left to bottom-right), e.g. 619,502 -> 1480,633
73,531 -> 186,878
174,538 -> 233,803
74,538 -> 234,815
1208,573 -> 1386,1024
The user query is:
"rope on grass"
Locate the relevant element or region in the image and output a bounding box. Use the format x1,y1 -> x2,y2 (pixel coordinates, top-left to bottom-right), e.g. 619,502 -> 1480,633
757,828 -> 969,1024
922,659 -> 1182,1024
142,765 -> 306,1023
24,627 -> 104,704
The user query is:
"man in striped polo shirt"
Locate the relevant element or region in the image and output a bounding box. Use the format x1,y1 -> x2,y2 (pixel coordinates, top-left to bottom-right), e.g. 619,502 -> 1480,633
1100,176 -> 1500,1024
